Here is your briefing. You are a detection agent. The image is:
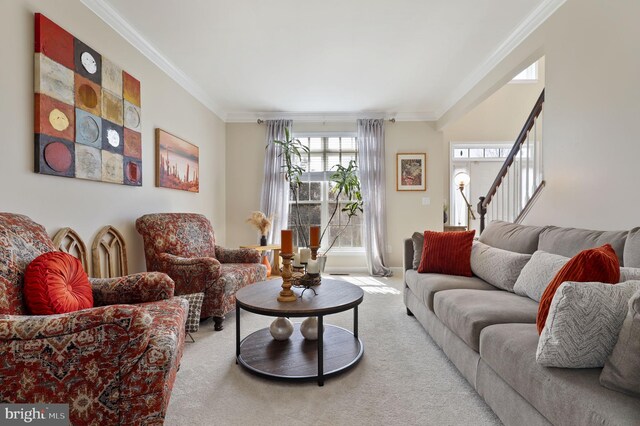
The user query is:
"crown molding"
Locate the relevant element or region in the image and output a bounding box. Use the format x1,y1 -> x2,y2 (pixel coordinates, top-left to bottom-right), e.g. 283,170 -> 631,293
435,0 -> 566,118
80,0 -> 227,120
83,0 -> 563,124
225,111 -> 437,123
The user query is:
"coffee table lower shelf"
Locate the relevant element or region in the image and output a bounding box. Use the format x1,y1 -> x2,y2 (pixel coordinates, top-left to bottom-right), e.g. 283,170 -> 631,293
237,323 -> 363,382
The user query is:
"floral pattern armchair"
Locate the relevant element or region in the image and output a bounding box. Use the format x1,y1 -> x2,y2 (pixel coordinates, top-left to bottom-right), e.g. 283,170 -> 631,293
0,213 -> 187,425
135,213 -> 267,330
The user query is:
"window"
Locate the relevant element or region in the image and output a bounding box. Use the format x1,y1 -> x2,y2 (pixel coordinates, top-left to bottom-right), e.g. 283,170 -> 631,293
288,135 -> 362,251
511,61 -> 538,83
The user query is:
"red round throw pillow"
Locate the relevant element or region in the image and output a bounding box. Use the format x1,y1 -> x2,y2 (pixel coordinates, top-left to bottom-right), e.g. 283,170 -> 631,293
24,251 -> 94,315
536,244 -> 620,334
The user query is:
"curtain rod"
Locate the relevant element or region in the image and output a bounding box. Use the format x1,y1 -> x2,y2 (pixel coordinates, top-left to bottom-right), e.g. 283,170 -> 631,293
256,118 -> 395,124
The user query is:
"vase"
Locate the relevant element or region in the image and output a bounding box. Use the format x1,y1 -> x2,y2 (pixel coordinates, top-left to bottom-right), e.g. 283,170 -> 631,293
269,317 -> 293,341
443,211 -> 448,224
260,235 -> 267,246
317,256 -> 327,273
300,316 -> 323,341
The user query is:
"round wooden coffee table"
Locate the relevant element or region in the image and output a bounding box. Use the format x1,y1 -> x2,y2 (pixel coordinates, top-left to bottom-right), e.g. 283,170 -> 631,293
235,278 -> 364,386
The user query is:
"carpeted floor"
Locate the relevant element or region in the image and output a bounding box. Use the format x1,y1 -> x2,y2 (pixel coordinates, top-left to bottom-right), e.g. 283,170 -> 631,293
166,274 -> 501,426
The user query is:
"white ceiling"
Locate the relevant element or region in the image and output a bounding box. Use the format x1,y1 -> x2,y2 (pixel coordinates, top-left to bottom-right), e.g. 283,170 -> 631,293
83,0 -> 560,122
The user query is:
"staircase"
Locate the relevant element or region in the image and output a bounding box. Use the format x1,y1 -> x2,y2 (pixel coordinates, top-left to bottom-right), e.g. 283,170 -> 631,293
477,89 -> 545,234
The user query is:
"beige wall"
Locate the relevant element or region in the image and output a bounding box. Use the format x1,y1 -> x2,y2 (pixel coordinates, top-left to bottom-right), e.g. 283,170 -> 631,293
438,0 -> 640,232
522,0 -> 640,230
0,0 -> 226,273
225,121 -> 444,269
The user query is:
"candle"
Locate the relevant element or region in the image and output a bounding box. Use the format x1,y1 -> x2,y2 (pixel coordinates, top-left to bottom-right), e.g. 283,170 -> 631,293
310,225 -> 321,246
307,259 -> 319,274
299,247 -> 311,264
281,229 -> 293,254
292,253 -> 302,267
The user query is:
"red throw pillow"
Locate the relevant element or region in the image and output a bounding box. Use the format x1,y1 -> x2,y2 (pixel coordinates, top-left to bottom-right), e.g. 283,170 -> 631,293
536,244 -> 620,334
417,230 -> 476,276
24,252 -> 93,315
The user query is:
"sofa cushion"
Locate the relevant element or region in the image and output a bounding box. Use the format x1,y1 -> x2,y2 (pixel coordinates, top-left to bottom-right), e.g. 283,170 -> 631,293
480,323 -> 640,426
433,289 -> 538,352
514,251 -> 569,302
537,244 -> 620,334
538,226 -> 627,265
417,230 -> 475,276
411,231 -> 424,269
478,220 -> 545,254
471,241 -> 531,292
537,281 -> 640,368
623,228 -> 640,268
601,290 -> 640,397
404,270 -> 496,311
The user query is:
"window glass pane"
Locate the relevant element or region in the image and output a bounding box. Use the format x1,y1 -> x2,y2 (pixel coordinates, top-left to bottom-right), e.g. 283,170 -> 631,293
308,153 -> 324,172
454,148 -> 468,158
485,149 -> 500,158
327,154 -> 340,170
341,153 -> 356,167
309,138 -> 323,152
297,182 -> 310,201
328,137 -> 340,151
500,148 -> 511,157
341,137 -> 356,151
309,182 -> 322,201
469,148 -> 484,158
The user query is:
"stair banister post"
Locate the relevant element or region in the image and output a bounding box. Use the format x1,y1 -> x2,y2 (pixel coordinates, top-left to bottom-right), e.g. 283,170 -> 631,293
478,196 -> 487,234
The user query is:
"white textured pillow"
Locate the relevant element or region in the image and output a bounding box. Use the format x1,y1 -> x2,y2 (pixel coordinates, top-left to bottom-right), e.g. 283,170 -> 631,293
470,241 -> 531,292
513,250 -> 569,302
536,280 -> 640,368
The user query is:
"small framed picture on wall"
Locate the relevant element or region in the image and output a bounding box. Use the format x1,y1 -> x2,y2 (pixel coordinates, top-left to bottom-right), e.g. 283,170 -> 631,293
396,153 -> 426,191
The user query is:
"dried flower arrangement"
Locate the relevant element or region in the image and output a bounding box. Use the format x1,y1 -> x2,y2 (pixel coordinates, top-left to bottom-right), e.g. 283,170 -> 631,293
246,211 -> 273,236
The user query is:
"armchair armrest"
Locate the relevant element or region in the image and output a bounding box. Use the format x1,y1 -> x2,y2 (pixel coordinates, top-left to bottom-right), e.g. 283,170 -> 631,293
158,253 -> 221,294
91,272 -> 175,306
215,245 -> 261,264
0,305 -> 152,379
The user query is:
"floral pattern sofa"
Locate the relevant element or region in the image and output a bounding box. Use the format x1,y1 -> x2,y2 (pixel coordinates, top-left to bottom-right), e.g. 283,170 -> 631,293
0,213 -> 188,425
135,213 -> 266,330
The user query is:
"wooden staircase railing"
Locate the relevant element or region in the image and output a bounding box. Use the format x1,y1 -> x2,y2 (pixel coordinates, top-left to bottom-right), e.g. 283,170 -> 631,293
478,89 -> 545,233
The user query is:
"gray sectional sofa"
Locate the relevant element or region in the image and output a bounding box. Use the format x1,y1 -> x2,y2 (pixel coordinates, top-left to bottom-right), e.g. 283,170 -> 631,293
403,221 -> 640,426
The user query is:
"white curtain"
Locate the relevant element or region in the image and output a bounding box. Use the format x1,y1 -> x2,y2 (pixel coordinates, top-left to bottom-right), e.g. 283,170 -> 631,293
260,120 -> 292,247
357,119 -> 393,277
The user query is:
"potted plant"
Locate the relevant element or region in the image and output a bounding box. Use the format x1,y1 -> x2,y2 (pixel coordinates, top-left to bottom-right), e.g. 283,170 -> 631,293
271,128 -> 310,246
318,159 -> 364,258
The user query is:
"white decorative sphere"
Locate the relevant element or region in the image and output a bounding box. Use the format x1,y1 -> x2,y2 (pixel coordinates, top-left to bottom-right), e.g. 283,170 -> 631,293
269,317 -> 294,341
300,317 -> 323,341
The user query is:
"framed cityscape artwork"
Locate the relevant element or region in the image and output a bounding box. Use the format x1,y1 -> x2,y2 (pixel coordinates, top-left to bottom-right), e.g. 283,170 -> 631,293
34,13 -> 142,186
156,129 -> 199,193
396,153 -> 426,191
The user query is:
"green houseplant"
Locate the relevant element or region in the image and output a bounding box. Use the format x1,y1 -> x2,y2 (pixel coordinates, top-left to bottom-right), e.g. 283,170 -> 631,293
271,128 -> 310,246
269,132 -> 364,263
319,159 -> 364,256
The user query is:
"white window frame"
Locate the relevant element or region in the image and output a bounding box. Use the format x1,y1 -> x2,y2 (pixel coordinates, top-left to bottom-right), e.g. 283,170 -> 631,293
291,132 -> 364,255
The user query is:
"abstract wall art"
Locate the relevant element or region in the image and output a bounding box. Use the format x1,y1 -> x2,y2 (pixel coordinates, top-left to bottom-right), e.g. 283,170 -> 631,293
396,153 -> 427,191
34,13 -> 142,186
156,129 -> 199,193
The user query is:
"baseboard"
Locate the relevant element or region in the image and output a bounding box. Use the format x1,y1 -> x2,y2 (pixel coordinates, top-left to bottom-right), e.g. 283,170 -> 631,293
323,266 -> 403,276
